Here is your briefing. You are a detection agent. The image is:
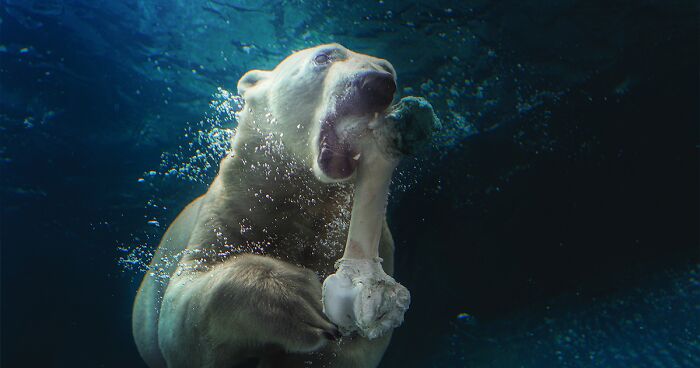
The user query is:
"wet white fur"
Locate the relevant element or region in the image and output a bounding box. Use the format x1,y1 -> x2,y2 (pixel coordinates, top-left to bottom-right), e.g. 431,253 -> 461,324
132,44 -> 399,368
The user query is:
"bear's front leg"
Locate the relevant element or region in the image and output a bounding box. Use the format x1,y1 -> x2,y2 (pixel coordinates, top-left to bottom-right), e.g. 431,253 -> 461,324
157,254 -> 341,368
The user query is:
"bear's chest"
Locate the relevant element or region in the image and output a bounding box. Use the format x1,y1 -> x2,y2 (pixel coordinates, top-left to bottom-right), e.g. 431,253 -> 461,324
264,210 -> 350,276
208,196 -> 351,276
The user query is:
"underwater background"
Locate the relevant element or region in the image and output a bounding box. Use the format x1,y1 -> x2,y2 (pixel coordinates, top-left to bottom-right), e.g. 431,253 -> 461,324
1,0 -> 698,367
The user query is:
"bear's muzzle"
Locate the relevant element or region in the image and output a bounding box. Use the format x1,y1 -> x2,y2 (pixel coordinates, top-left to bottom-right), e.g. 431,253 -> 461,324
336,71 -> 396,117
317,70 -> 397,181
356,70 -> 396,113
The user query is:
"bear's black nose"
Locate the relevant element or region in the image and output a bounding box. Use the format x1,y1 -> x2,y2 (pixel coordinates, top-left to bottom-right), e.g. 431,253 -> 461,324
356,71 -> 396,112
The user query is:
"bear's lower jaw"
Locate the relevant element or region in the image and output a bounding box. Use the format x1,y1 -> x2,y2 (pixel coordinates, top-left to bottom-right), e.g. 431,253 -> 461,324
317,146 -> 358,181
317,126 -> 358,181
316,101 -> 398,181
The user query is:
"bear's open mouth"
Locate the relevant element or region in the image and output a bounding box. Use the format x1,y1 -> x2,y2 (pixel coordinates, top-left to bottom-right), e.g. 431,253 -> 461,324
317,70 -> 396,180
317,114 -> 361,180
317,109 -> 393,180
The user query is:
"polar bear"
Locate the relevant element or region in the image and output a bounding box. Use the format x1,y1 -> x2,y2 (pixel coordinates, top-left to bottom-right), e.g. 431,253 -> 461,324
132,43 -> 434,368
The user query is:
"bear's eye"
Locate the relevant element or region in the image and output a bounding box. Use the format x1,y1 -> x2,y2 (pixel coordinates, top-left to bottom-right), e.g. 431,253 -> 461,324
313,53 -> 331,65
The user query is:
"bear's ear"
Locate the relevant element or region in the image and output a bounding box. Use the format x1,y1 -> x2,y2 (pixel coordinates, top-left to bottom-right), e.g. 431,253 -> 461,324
237,70 -> 271,96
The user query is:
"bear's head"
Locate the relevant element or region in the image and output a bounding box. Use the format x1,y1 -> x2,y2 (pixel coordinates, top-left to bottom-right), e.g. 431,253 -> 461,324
234,43 -> 397,183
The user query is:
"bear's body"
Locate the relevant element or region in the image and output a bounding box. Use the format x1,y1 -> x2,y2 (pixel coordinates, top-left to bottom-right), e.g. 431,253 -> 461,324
133,44 -> 400,368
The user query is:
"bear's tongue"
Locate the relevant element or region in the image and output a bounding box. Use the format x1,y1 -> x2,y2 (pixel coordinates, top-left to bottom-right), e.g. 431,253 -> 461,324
318,117 -> 358,180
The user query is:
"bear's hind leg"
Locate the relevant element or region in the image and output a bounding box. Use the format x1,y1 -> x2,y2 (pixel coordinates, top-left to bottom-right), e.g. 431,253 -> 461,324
256,332 -> 391,368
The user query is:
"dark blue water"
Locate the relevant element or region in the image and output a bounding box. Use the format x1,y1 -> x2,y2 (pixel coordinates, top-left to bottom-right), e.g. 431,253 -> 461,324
1,1 -> 698,367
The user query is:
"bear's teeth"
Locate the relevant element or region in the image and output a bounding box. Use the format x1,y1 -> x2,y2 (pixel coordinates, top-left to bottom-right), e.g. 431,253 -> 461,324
353,153 -> 361,160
